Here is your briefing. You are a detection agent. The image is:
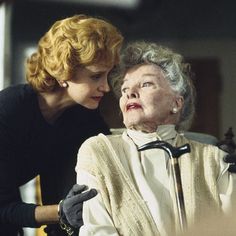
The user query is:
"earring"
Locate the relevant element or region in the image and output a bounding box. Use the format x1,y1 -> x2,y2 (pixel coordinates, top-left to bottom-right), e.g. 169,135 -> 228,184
172,107 -> 178,113
61,81 -> 68,88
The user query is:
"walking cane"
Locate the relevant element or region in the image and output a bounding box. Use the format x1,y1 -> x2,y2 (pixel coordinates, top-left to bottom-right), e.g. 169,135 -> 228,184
138,140 -> 190,231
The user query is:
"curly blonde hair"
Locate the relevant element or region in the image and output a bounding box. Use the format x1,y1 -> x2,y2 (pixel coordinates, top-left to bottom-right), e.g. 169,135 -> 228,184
110,41 -> 196,131
26,14 -> 123,92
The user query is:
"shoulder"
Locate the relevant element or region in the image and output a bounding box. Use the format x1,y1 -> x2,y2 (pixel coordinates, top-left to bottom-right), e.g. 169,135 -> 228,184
77,134 -> 112,169
189,138 -> 225,156
77,133 -> 125,173
78,133 -> 123,159
80,133 -> 121,149
0,84 -> 35,113
177,133 -> 226,163
177,132 -> 219,150
0,84 -> 37,133
0,84 -> 33,100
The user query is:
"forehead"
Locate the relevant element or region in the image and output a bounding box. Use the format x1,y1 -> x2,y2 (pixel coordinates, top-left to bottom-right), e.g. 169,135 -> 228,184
123,64 -> 165,81
83,63 -> 114,73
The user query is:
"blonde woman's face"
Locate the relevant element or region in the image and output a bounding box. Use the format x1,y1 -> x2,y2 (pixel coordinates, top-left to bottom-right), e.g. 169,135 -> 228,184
65,63 -> 113,109
119,64 -> 182,131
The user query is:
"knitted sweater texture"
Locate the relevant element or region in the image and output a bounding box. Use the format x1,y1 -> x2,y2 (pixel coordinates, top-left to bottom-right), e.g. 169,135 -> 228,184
78,132 -> 226,235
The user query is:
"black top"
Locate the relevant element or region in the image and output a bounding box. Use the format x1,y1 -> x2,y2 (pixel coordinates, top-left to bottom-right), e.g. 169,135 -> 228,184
0,84 -> 110,235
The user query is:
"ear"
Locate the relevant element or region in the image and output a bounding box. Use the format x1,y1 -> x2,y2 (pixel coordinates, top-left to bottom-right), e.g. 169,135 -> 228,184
176,95 -> 184,110
172,95 -> 184,113
58,80 -> 68,88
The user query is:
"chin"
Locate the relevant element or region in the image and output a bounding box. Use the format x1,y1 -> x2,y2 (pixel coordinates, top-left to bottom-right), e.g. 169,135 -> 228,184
88,105 -> 99,110
124,117 -> 143,126
81,103 -> 99,110
124,121 -> 141,129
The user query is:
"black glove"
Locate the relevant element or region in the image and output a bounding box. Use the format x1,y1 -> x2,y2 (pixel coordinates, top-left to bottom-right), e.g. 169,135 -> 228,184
224,154 -> 236,173
59,184 -> 97,231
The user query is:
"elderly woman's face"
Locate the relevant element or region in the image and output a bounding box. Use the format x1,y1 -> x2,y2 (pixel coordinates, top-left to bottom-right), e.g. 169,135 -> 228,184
119,64 -> 182,131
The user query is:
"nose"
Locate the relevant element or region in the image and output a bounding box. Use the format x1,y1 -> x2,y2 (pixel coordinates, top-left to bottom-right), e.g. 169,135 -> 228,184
99,79 -> 110,93
126,88 -> 138,99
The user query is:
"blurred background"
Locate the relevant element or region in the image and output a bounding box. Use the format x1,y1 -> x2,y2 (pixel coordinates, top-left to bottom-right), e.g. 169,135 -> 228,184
1,0 -> 236,138
0,0 -> 236,235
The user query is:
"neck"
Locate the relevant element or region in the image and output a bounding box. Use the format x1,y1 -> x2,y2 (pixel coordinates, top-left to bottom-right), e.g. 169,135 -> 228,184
37,89 -> 75,124
127,120 -> 177,133
128,122 -> 158,133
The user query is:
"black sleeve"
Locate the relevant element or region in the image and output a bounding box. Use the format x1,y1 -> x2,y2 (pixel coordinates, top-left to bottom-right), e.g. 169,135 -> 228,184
0,106 -> 38,227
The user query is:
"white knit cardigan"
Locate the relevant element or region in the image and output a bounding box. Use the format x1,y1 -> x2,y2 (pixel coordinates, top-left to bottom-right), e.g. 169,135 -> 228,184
77,132 -> 227,235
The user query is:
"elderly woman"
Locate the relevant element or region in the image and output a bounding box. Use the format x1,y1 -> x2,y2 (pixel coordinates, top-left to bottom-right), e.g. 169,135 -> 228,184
76,42 -> 236,236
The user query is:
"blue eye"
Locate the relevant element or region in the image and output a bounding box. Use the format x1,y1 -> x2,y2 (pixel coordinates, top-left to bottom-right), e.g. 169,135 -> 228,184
142,82 -> 152,87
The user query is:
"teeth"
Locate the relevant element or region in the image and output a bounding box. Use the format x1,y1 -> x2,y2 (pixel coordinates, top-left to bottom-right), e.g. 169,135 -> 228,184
127,104 -> 140,110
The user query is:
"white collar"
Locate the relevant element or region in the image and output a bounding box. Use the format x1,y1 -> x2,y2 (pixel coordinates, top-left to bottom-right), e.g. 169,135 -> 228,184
126,125 -> 177,146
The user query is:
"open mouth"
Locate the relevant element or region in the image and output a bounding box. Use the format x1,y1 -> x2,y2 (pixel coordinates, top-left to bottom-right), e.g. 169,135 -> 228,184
126,103 -> 142,111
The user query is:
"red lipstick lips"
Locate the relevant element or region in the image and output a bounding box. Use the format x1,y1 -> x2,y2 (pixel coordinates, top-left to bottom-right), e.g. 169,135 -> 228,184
92,96 -> 102,102
126,102 -> 142,111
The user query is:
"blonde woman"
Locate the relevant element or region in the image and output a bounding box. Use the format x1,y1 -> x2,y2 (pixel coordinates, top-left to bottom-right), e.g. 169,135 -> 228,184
0,14 -> 123,236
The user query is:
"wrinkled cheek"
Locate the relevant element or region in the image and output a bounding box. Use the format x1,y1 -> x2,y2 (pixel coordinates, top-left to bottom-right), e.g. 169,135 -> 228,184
119,98 -> 125,113
123,115 -> 134,127
149,99 -> 159,112
152,97 -> 162,106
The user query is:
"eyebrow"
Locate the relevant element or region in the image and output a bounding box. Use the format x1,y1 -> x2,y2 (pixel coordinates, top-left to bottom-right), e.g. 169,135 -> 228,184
122,72 -> 162,83
86,69 -> 107,75
90,71 -> 105,75
123,73 -> 159,81
142,73 -> 159,77
82,65 -> 108,73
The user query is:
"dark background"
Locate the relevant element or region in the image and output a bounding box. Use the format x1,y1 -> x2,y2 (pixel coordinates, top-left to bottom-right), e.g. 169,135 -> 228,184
4,0 -> 236,138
